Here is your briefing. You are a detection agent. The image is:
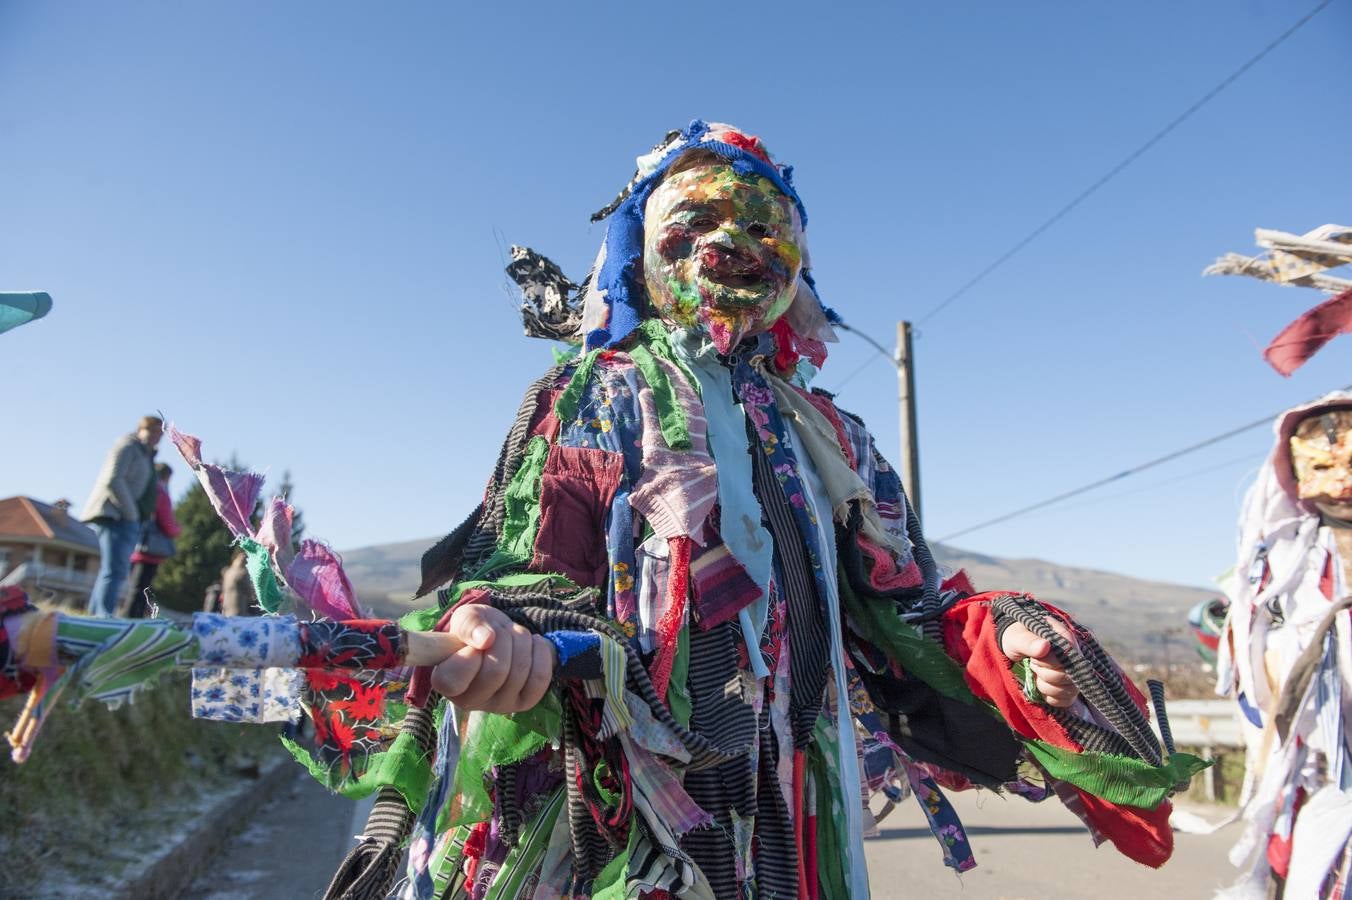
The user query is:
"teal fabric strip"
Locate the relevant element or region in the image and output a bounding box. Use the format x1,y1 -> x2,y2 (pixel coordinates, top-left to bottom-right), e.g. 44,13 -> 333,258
238,536 -> 285,612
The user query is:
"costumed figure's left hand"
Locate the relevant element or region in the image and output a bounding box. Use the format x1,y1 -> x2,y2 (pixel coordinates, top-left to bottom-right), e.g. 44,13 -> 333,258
1000,620 -> 1079,708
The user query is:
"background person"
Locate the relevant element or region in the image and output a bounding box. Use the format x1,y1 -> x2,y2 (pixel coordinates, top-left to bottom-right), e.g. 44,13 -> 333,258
80,415 -> 161,616
122,462 -> 181,618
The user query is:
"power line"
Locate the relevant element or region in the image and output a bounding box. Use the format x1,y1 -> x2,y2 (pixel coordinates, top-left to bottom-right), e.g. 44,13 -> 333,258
915,0 -> 1335,327
1006,451 -> 1258,519
936,385 -> 1352,543
828,352 -> 885,394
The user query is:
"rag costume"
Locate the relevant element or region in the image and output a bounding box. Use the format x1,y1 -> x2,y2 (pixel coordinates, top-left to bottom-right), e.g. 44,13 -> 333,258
1212,391 -> 1352,898
0,122 -> 1204,899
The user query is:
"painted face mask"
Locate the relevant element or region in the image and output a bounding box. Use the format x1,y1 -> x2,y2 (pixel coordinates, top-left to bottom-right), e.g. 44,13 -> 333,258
643,162 -> 803,354
1290,409 -> 1352,519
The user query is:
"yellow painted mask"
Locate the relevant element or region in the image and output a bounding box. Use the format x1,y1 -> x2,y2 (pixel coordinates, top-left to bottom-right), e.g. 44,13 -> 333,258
642,162 -> 803,354
1290,409 -> 1352,520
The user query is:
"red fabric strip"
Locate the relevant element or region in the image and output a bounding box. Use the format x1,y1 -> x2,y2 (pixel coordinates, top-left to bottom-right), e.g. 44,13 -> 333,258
650,536 -> 692,700
794,387 -> 856,469
1264,286 -> 1352,376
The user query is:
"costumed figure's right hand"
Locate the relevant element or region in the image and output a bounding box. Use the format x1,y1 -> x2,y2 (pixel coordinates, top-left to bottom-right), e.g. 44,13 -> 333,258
1000,619 -> 1079,708
429,604 -> 556,713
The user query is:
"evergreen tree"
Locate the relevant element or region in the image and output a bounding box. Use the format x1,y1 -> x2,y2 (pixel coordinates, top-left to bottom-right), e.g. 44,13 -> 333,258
152,481 -> 236,613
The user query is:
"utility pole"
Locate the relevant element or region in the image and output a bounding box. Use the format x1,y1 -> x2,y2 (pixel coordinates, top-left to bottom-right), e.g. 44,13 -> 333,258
835,320 -> 922,522
896,321 -> 921,522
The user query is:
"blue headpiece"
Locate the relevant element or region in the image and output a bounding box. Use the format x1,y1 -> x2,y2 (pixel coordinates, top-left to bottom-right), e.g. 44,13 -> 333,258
581,120 -> 835,351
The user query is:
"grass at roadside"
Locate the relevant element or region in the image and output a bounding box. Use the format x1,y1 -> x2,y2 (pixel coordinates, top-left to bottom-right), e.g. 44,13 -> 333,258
0,673 -> 284,895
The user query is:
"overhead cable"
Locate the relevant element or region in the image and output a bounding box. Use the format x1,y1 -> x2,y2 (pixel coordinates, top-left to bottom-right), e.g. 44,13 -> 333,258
915,0 -> 1335,327
936,385 -> 1352,543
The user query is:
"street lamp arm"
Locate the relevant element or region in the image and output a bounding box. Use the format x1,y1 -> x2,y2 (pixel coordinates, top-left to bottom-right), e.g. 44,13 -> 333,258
835,321 -> 900,367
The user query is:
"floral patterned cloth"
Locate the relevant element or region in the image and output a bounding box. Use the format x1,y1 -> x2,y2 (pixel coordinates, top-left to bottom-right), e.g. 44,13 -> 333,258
296,620 -> 407,771
190,613 -> 304,723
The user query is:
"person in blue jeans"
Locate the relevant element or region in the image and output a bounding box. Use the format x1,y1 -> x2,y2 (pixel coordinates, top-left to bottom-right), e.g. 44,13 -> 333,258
80,415 -> 162,616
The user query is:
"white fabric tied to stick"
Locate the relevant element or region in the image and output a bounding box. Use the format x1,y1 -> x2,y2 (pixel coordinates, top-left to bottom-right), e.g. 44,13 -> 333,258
1205,224 -> 1352,293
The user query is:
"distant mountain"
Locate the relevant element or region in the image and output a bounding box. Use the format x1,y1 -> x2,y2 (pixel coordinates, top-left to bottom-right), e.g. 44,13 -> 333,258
341,538 -> 1217,664
928,545 -> 1216,663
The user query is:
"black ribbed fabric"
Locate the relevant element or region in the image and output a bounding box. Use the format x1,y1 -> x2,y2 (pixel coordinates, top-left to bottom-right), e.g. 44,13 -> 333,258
683,622 -> 757,785
990,593 -> 1162,766
753,704 -> 800,899
748,423 -> 831,750
678,622 -> 759,898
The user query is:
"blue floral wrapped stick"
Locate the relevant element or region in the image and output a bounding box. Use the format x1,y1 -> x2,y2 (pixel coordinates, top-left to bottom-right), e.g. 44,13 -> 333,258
1,604 -> 463,764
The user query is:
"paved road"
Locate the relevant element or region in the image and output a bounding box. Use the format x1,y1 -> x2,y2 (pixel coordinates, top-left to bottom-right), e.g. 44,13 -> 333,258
181,770 -> 360,900
864,789 -> 1241,899
181,772 -> 1242,899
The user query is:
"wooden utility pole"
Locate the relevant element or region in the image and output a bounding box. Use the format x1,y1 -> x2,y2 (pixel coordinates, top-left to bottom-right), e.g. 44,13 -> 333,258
896,321 -> 921,522
836,319 -> 923,522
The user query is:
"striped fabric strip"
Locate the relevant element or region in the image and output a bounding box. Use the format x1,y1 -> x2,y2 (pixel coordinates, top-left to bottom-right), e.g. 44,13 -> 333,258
678,621 -> 758,899
595,635 -> 634,740
754,706 -> 801,899
747,423 -> 831,750
53,616 -> 196,709
483,788 -> 565,900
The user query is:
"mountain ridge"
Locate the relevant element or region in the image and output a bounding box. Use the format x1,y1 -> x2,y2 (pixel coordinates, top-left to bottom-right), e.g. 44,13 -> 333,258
341,538 -> 1216,663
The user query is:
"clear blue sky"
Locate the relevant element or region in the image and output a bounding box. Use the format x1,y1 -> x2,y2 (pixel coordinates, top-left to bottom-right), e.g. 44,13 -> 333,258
4,1 -> 1349,589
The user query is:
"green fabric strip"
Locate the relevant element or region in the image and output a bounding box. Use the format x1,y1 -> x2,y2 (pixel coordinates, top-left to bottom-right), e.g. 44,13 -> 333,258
1025,741 -> 1211,808
441,694 -> 563,832
484,788 -> 566,900
54,616 -> 197,709
629,343 -> 692,451
237,536 -> 285,613
552,348 -> 601,426
473,435 -> 550,578
836,571 -> 975,705
635,319 -> 701,398
280,724 -> 434,808
430,824 -> 471,899
591,822 -> 637,900
667,625 -> 692,728
809,718 -> 851,900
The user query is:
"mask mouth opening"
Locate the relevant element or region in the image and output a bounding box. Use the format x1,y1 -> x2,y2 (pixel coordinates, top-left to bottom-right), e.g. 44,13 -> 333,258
699,245 -> 768,287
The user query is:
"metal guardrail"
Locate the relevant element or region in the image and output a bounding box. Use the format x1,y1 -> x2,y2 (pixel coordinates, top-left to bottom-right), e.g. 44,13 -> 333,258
1152,699 -> 1243,750
1151,698 -> 1242,802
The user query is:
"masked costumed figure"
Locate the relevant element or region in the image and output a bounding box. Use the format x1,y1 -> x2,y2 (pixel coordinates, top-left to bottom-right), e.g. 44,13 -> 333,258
0,122 -> 1205,899
1214,391 -> 1352,898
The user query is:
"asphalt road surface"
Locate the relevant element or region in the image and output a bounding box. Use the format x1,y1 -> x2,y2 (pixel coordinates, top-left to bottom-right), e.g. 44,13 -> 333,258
181,771 -> 1242,899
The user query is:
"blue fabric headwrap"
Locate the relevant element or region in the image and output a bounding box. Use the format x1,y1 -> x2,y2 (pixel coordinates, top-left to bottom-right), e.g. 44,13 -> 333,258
586,120 -> 814,350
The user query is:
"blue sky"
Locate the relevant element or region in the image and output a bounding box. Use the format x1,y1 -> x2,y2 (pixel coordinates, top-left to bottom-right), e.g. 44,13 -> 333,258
3,1 -> 1349,588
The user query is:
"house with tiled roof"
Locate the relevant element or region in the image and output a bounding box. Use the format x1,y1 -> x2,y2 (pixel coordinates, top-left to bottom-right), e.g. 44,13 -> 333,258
0,496 -> 99,608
